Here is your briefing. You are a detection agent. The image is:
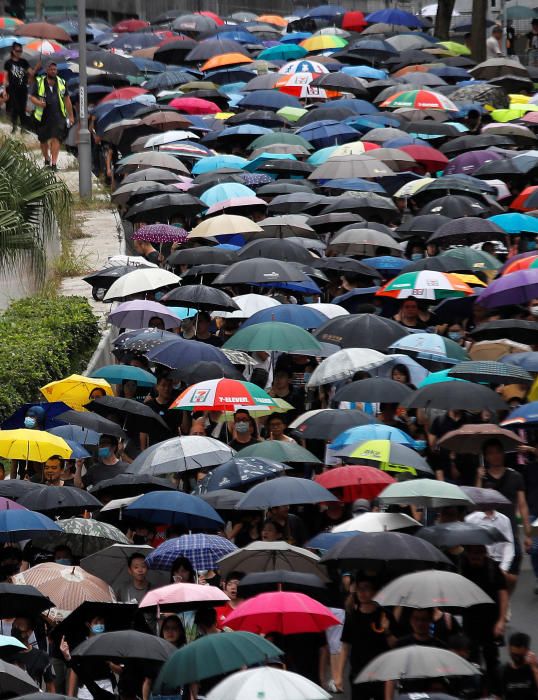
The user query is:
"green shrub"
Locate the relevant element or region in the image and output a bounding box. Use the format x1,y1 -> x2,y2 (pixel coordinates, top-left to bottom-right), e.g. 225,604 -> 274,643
0,295 -> 99,422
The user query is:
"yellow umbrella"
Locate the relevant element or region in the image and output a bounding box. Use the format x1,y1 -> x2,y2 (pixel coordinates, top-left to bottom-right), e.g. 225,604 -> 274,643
40,375 -> 113,411
0,429 -> 72,461
529,377 -> 538,402
452,273 -> 487,287
394,177 -> 433,198
189,214 -> 263,239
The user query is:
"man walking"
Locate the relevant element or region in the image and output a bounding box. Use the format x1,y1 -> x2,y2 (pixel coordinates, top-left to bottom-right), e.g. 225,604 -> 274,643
30,61 -> 74,170
4,42 -> 33,133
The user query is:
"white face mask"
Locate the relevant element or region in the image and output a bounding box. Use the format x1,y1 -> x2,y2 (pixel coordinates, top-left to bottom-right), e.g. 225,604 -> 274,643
530,305 -> 538,317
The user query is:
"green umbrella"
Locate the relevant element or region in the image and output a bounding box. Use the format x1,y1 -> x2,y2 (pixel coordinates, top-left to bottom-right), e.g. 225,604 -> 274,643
248,132 -> 313,152
277,106 -> 308,123
154,631 -> 283,688
378,479 -> 473,508
236,441 -> 322,464
223,322 -> 323,354
506,5 -> 537,19
439,247 -> 501,272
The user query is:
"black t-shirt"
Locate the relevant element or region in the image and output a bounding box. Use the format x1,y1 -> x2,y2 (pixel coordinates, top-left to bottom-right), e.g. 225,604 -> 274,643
395,634 -> 446,649
83,460 -> 128,487
145,397 -> 181,444
461,558 -> 507,634
193,334 -> 223,347
482,468 -> 525,533
429,413 -> 476,483
32,78 -> 62,120
20,648 -> 55,685
341,606 -> 393,674
502,663 -> 538,700
4,58 -> 29,92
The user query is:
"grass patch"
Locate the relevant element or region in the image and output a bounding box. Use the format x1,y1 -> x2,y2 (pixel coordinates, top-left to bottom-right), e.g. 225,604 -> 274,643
53,240 -> 92,279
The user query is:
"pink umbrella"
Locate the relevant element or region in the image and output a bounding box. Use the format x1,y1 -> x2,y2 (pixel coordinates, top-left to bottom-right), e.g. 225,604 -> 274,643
0,497 -> 26,510
132,224 -> 188,244
169,97 -> 220,114
224,591 -> 340,635
206,196 -> 268,216
108,300 -> 183,330
139,582 -> 229,610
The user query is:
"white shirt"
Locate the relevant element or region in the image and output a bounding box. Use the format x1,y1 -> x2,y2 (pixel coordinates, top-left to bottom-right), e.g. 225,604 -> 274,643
465,510 -> 514,572
486,36 -> 503,58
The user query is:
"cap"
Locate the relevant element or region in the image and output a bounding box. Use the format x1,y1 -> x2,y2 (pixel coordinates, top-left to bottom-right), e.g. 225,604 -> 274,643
26,405 -> 46,421
351,498 -> 370,514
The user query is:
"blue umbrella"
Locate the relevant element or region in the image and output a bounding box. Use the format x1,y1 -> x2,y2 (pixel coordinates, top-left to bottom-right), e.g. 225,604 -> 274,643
145,338 -> 234,370
344,114 -> 401,132
332,287 -> 380,313
306,531 -> 357,551
363,256 -> 409,275
1,402 -> 71,430
0,510 -> 62,542
365,8 -> 425,27
236,476 -> 338,509
241,304 -> 327,330
342,65 -> 387,79
256,278 -> 322,294
202,457 -> 290,491
216,29 -> 258,43
146,534 -> 237,571
330,424 -> 415,452
383,137 -> 430,148
417,369 -> 463,387
49,424 -> 100,446
89,365 -> 157,387
192,155 -> 248,175
200,183 -> 256,207
378,171 -> 425,196
334,98 -> 379,115
239,90 -> 303,111
488,213 -> 538,235
307,4 -> 346,18
64,440 -> 92,460
125,492 -> 224,529
500,352 -> 538,372
295,120 -> 358,149
280,32 -> 313,44
307,146 -> 337,165
244,152 -> 297,173
501,402 -> 538,427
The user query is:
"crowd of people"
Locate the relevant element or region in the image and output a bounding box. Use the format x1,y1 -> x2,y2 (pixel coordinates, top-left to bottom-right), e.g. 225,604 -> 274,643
1,5 -> 538,700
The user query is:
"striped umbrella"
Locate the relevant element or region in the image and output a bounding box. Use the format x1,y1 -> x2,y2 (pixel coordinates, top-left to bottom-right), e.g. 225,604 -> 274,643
502,254 -> 538,275
381,89 -> 457,111
170,378 -> 277,411
376,270 -> 473,300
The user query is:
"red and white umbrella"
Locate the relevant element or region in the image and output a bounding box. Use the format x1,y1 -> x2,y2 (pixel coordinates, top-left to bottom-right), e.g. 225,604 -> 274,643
381,89 -> 457,111
278,59 -> 330,74
170,378 -> 278,411
275,73 -> 339,99
376,270 -> 474,300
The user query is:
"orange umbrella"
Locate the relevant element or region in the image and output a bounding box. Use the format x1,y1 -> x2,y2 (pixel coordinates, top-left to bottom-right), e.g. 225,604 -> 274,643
201,52 -> 253,72
392,64 -> 436,77
15,21 -> 71,41
258,14 -> 288,27
510,186 -> 538,212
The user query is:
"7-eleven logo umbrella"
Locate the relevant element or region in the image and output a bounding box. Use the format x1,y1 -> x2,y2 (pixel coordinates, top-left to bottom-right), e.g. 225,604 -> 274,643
376,270 -> 474,300
170,378 -> 278,411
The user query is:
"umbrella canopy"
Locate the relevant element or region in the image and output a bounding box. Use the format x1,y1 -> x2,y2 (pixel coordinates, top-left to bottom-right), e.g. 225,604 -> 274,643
0,583 -> 53,618
314,314 -> 408,351
40,375 -> 113,411
378,479 -> 473,508
402,382 -> 508,411
315,466 -> 396,502
139,582 -> 229,611
237,570 -> 328,599
236,476 -> 337,509
234,441 -> 321,465
17,486 -> 101,517
218,541 -> 328,579
0,429 -> 72,462
126,436 -> 235,476
108,300 -> 183,330
0,661 -> 38,696
289,409 -> 375,441
340,440 -> 432,476
437,424 -> 525,453
201,457 -> 290,491
223,322 -> 322,354
206,667 -> 330,700
478,269 -> 538,308
33,518 -> 129,557
417,522 -> 508,547
80,544 -> 166,590
225,591 -> 339,634
333,378 -> 412,404
307,348 -> 388,386
0,509 -> 62,543
155,632 -> 283,689
146,534 -> 237,571
332,512 -> 420,533
103,268 -> 180,302
71,631 -> 175,670
125,491 -> 224,530
170,378 -> 276,412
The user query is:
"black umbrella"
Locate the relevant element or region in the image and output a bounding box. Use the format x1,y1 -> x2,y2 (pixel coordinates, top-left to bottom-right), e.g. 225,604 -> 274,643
0,661 -> 38,696
172,361 -> 243,384
413,175 -> 496,203
83,264 -> 153,293
417,521 -> 508,547
397,214 -> 451,238
227,110 -> 287,128
418,195 -> 488,218
185,38 -> 250,62
122,168 -> 183,185
18,486 -> 102,517
402,256 -> 461,274
51,602 -> 147,649
307,212 -> 366,233
314,314 -> 409,351
201,457 -> 291,492
161,285 -> 239,312
266,192 -> 321,216
311,72 -> 367,96
85,397 -> 170,434
213,258 -> 308,285
259,182 -> 315,197
427,217 -> 506,245
86,50 -> 141,75
469,319 -> 538,345
236,239 -> 314,264
289,408 -> 375,441
236,476 -> 338,509
312,257 -> 381,279
113,329 -> 179,357
439,133 -> 515,156
124,194 -> 204,223
200,489 -> 243,510
0,583 -> 53,618
56,410 -> 126,439
181,264 -> 226,281
404,121 -> 462,139
167,248 -> 234,266
258,215 -> 317,239
333,378 -> 412,404
320,532 -> 452,571
88,474 -> 177,500
0,480 -> 43,501
459,486 -> 510,509
402,381 -> 508,411
238,570 -> 328,599
448,360 -> 533,385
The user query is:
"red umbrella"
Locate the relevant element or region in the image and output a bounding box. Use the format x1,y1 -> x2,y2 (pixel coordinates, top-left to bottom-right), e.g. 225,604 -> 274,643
113,18 -> 150,32
399,145 -> 448,174
342,10 -> 367,30
15,22 -> 71,41
315,466 -> 396,502
169,97 -> 220,114
510,186 -> 538,212
198,10 -> 224,25
224,591 -> 340,634
100,87 -> 149,104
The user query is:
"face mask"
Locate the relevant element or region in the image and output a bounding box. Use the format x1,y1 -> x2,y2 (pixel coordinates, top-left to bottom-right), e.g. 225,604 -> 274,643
24,416 -> 36,429
448,332 -> 463,342
56,559 -> 73,566
413,440 -> 427,452
98,447 -> 111,459
235,421 -> 249,434
530,305 -> 538,317
90,624 -> 105,634
410,253 -> 423,261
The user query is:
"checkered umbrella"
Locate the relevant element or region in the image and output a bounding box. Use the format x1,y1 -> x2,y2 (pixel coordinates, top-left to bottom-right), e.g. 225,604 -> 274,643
146,534 -> 237,571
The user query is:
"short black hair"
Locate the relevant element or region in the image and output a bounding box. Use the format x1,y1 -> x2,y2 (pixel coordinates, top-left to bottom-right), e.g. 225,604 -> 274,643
482,438 -> 504,453
194,606 -> 216,628
224,570 -> 243,584
127,553 -> 147,568
510,632 -> 531,648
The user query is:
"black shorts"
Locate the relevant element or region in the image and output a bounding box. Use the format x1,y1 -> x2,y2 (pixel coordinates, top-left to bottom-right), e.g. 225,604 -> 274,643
508,537 -> 522,575
37,117 -> 67,143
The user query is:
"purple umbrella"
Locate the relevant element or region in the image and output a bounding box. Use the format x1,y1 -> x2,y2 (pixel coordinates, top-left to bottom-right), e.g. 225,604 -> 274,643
479,269 -> 538,308
444,149 -> 504,176
132,224 -> 188,244
108,300 -> 183,330
0,497 -> 26,511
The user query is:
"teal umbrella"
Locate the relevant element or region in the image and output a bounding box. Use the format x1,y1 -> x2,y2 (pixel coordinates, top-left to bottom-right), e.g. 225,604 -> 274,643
90,365 -> 156,387
258,44 -> 308,61
155,632 -> 283,688
417,369 -> 465,387
223,322 -> 323,353
237,441 -> 322,464
378,479 -> 474,508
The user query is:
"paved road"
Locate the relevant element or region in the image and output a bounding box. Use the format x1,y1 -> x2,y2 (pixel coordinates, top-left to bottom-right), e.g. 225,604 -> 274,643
509,568 -> 538,645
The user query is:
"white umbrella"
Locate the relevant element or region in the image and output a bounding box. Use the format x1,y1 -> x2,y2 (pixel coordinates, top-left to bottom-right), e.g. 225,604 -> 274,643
213,293 -> 281,319
190,215 -> 264,239
104,268 -> 180,302
105,255 -> 158,269
207,667 -> 330,700
307,348 -> 388,387
303,303 -> 349,319
332,512 -> 421,534
372,353 -> 429,386
144,131 -> 199,148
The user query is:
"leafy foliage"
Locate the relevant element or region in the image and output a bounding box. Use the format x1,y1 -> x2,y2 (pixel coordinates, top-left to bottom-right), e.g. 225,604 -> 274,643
0,137 -> 72,280
0,296 -> 99,422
